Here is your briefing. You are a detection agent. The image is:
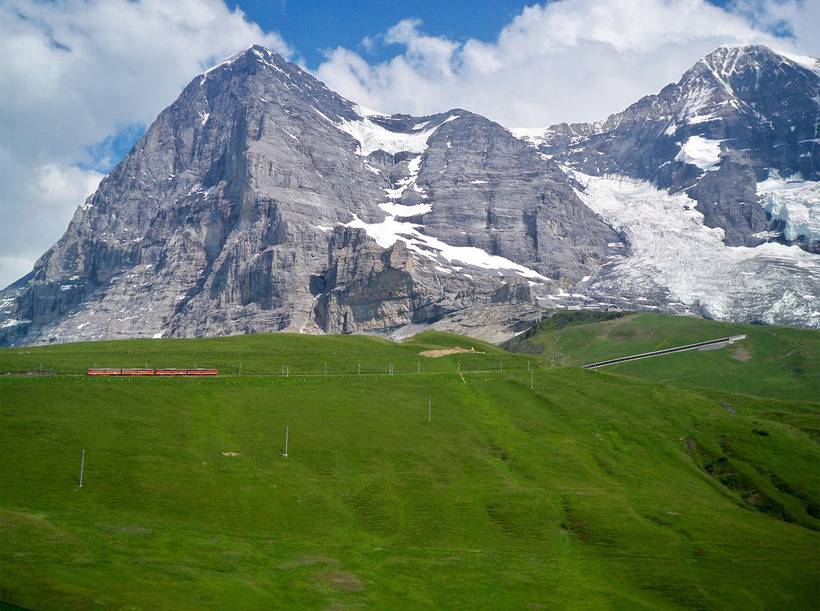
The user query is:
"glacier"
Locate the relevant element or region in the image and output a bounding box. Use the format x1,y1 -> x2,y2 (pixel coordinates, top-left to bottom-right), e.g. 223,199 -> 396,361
758,172 -> 820,242
568,170 -> 820,328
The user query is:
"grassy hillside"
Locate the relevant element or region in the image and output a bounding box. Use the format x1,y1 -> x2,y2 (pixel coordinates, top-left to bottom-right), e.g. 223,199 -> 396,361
0,331 -> 518,377
1,332 -> 818,608
506,312 -> 819,403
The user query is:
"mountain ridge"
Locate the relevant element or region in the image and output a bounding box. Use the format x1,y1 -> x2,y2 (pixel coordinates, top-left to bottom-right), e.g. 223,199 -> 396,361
1,44 -> 818,346
519,44 -> 819,249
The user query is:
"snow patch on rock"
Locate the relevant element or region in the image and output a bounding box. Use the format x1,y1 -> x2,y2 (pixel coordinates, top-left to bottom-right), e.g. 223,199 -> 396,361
344,211 -> 548,282
675,136 -> 723,170
777,50 -> 820,78
378,202 -> 432,217
384,156 -> 424,199
508,127 -> 548,146
2,318 -> 30,329
337,116 -> 458,157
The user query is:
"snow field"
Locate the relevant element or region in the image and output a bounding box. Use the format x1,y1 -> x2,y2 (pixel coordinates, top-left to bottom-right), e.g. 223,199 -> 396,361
570,170 -> 820,326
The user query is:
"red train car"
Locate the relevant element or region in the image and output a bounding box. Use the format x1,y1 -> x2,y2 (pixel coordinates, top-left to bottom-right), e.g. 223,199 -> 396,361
86,368 -> 121,376
87,368 -> 217,376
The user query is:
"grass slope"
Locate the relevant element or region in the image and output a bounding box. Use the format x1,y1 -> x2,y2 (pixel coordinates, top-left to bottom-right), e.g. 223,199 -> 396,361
1,331 -> 512,377
507,312 -> 820,403
1,331 -> 818,608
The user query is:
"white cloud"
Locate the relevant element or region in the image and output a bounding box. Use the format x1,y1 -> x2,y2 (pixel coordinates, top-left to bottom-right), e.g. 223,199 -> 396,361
0,256 -> 40,289
35,165 -> 106,209
315,0 -> 816,128
729,0 -> 820,51
384,19 -> 460,79
0,161 -> 105,290
0,0 -> 290,289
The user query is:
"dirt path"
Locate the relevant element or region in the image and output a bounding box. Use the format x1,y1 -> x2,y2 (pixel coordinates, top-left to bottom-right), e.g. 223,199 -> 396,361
419,347 -> 472,358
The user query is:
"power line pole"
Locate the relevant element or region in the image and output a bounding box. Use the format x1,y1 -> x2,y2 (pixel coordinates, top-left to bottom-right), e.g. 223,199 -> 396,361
78,449 -> 85,488
283,427 -> 289,457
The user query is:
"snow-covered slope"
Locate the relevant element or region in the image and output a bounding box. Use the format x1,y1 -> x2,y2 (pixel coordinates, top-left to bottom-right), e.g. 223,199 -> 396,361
337,109 -> 459,157
509,44 -> 820,328
569,170 -> 820,328
341,151 -> 549,282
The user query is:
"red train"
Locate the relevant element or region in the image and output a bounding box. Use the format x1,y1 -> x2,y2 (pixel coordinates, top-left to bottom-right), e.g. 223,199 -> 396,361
86,368 -> 218,376
155,368 -> 218,376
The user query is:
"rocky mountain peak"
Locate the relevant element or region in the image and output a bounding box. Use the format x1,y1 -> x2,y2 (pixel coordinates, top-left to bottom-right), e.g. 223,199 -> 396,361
699,44 -> 820,82
200,45 -> 359,122
524,44 -> 819,251
673,45 -> 820,144
0,44 -> 623,346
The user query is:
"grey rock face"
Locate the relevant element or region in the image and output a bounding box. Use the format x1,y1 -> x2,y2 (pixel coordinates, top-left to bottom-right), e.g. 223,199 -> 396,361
684,159 -> 768,246
0,46 -> 616,347
418,113 -> 616,284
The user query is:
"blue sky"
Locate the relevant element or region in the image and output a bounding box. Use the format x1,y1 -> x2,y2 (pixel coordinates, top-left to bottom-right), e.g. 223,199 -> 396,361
236,1 -> 788,69
234,0 -> 800,69
238,0 -> 545,68
1,0 -> 818,289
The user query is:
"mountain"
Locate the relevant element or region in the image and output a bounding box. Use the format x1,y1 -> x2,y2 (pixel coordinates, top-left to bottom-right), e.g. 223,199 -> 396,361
514,45 -> 819,327
520,45 -> 819,250
0,46 -> 617,346
1,44 -> 818,347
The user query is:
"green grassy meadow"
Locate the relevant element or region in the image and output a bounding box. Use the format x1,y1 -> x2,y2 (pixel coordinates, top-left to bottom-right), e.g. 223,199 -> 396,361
1,326 -> 818,608
507,312 -> 819,403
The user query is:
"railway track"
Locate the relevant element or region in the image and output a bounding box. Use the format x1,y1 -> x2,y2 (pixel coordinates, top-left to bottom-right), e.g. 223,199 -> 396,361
582,335 -> 747,369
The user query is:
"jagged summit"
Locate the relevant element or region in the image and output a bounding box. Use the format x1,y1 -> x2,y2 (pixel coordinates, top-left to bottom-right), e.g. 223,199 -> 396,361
524,45 -> 818,178
520,44 -> 819,250
201,44 -> 359,120
670,45 -> 819,166
702,44 -> 820,80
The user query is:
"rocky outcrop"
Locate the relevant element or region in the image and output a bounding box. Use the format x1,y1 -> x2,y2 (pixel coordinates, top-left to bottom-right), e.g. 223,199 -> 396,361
315,227 -> 428,334
685,159 -> 768,246
418,113 -> 616,283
